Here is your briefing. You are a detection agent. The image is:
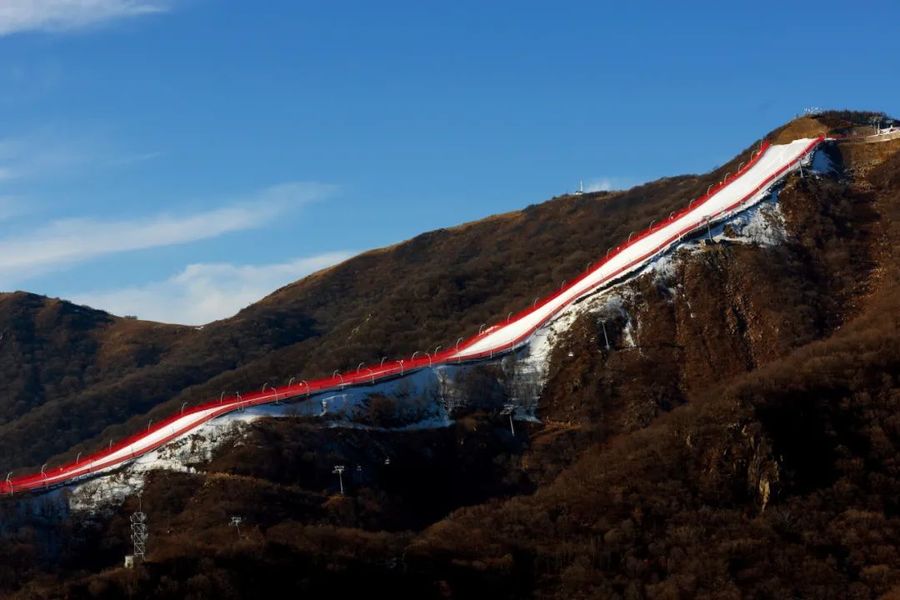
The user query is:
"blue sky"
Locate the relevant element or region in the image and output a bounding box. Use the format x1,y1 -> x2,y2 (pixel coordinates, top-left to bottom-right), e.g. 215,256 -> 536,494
1,0 -> 897,324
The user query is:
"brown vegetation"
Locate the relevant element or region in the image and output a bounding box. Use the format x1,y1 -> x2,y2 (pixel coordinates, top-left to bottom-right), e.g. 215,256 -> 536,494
2,112 -> 898,598
0,117 -> 764,473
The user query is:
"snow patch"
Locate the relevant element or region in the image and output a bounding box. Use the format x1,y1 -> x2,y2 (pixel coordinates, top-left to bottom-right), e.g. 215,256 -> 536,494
69,411 -> 260,514
810,147 -> 835,175
498,184 -> 790,400
67,370 -> 469,512
715,194 -> 786,246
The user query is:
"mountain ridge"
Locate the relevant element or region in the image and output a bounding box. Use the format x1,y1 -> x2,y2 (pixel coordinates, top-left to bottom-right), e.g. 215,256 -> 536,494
0,124 -> 767,472
1,109 -> 898,598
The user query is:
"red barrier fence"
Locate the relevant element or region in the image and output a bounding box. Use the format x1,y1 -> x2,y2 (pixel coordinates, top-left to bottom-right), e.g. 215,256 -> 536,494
2,136 -> 825,496
454,136 -> 824,360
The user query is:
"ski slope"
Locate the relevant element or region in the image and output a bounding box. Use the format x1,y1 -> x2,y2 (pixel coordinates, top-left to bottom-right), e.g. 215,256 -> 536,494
2,135 -> 824,496
451,137 -> 822,359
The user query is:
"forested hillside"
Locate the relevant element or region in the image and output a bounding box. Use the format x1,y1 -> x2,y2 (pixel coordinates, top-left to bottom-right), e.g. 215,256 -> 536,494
2,111 -> 898,599
0,112 -> 775,472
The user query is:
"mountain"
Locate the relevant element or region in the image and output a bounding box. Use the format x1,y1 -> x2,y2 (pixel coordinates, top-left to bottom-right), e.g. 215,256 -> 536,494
0,120 -> 759,473
1,110 -> 899,599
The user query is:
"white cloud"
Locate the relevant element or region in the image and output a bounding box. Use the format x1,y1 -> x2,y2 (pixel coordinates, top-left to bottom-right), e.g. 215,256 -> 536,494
0,132 -> 176,198
0,0 -> 168,36
585,177 -> 635,193
0,132 -> 96,182
0,131 -> 164,183
0,181 -> 336,281
71,252 -> 356,325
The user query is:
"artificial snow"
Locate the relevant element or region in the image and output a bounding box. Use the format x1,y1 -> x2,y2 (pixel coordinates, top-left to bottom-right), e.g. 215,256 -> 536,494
451,138 -> 819,359
60,140 -> 818,511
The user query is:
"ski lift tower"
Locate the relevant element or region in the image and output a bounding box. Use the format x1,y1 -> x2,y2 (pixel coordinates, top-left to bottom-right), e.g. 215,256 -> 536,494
230,515 -> 243,538
501,403 -> 516,436
332,465 -> 346,495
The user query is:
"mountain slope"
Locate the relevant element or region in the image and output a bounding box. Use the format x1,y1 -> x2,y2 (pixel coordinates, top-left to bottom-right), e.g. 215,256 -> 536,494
0,122 -> 773,473
408,144 -> 900,598
1,111 -> 897,599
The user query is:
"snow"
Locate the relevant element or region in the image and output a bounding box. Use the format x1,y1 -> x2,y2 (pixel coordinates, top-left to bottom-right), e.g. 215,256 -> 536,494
67,155 -> 800,512
66,370 -> 468,511
68,410 -> 261,513
17,137 -> 820,502
712,193 -> 786,246
499,180 -> 794,398
37,402 -> 247,488
810,147 -> 835,175
452,138 -> 819,359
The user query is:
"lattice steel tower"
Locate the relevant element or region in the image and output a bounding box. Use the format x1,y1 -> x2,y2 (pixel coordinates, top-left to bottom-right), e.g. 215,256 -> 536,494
131,498 -> 148,560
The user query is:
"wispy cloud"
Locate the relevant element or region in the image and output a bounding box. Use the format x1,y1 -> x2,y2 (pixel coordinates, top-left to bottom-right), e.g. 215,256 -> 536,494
0,131 -> 167,190
71,252 -> 356,325
0,132 -> 99,182
0,182 -> 336,281
0,0 -> 168,36
585,177 -> 636,193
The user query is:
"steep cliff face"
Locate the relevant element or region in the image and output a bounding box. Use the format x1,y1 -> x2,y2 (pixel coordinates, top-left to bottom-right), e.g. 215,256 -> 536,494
2,112 -> 898,599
